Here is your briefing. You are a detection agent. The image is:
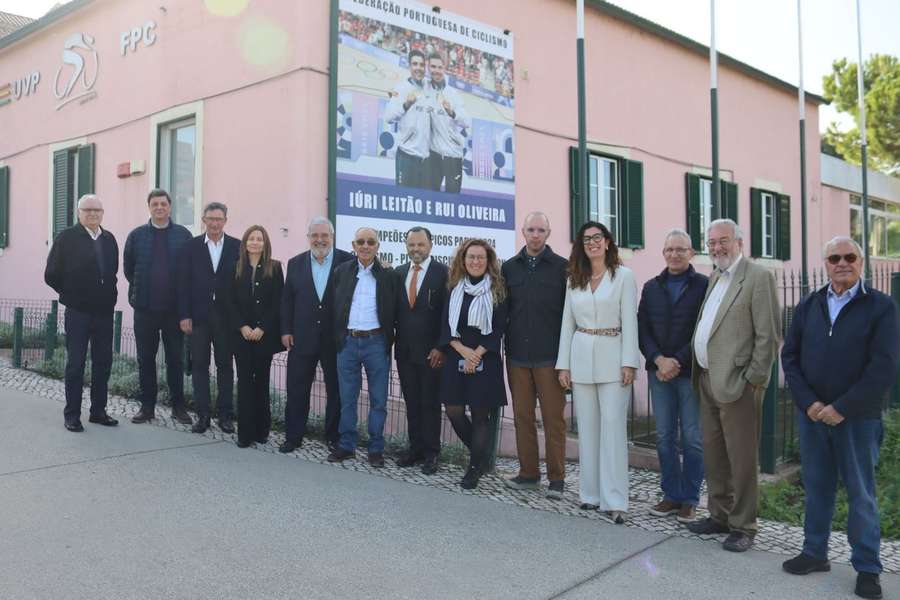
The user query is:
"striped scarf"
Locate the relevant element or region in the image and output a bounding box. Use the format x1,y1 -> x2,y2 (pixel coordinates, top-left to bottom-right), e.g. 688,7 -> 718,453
448,275 -> 494,337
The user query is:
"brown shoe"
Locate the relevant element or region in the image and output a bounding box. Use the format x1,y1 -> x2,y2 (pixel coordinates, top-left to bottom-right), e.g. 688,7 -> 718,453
648,499 -> 681,517
676,504 -> 697,523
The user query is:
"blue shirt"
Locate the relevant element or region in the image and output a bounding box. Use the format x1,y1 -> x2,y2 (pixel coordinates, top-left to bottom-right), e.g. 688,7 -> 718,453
310,248 -> 334,302
826,279 -> 862,324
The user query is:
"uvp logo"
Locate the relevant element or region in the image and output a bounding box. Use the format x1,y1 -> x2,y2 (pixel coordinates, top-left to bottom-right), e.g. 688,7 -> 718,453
53,32 -> 99,110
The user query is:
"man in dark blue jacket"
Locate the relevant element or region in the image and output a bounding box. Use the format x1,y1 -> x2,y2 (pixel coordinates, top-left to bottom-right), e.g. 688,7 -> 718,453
638,228 -> 708,524
177,202 -> 240,434
123,189 -> 193,425
44,194 -> 119,432
781,237 -> 899,600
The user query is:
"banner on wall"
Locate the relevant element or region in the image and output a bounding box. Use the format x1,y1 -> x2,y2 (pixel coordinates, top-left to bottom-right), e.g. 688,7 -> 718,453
333,0 -> 515,264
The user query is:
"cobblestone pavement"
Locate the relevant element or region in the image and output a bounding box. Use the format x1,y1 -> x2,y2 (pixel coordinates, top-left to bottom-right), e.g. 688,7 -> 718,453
2,361 -> 896,575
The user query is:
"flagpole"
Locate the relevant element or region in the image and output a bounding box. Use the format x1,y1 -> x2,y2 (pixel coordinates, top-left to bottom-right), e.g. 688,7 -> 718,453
710,0 -> 720,209
576,0 -> 589,232
797,0 -> 809,294
856,0 -> 870,281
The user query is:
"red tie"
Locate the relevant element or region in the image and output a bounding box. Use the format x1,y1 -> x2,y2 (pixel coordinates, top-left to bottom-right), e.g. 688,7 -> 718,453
409,265 -> 421,308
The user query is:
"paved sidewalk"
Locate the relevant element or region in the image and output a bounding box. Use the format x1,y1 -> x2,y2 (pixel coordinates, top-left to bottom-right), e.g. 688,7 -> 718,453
1,366 -> 897,599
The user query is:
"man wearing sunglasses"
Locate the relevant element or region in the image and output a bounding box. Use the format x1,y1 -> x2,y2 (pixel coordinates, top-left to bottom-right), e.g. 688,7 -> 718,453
781,237 -> 899,600
329,227 -> 396,467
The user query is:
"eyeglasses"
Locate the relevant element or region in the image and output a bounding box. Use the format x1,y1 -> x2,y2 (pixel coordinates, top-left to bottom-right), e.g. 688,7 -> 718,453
354,238 -> 378,246
826,253 -> 858,265
582,234 -> 605,245
706,237 -> 733,249
663,247 -> 691,256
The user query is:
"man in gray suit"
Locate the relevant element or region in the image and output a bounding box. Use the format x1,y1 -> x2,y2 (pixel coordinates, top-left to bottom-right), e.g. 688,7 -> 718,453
686,218 -> 780,553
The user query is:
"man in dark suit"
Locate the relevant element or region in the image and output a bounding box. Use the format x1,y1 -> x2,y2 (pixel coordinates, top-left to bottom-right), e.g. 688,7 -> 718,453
393,226 -> 448,474
177,201 -> 240,434
44,194 -> 120,432
279,217 -> 353,453
328,227 -> 396,467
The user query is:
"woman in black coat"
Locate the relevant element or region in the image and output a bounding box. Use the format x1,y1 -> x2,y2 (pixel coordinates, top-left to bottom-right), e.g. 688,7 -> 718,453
439,238 -> 508,489
229,225 -> 284,448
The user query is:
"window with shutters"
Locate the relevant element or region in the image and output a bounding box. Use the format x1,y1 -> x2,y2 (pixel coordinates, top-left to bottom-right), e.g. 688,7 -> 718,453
51,143 -> 95,240
750,187 -> 790,260
569,147 -> 643,248
157,117 -> 197,229
684,173 -> 738,252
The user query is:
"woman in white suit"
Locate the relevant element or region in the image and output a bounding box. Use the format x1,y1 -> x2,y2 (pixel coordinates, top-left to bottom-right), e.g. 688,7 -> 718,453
557,221 -> 639,523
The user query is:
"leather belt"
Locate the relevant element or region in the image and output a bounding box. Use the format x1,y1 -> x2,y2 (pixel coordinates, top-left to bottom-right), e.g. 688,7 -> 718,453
576,326 -> 621,337
347,328 -> 383,338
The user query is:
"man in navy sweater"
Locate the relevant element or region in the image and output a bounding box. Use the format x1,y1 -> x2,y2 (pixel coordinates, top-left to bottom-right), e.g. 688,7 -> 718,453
781,236 -> 899,600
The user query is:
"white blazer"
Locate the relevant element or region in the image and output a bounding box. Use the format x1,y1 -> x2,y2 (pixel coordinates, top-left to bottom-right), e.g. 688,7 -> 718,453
556,265 -> 640,384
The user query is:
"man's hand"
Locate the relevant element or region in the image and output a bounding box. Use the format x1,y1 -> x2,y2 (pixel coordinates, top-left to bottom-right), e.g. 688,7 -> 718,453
806,401 -> 826,422
179,319 -> 192,335
281,334 -> 294,349
654,356 -> 680,382
427,348 -> 444,369
558,369 -> 571,390
817,404 -> 845,427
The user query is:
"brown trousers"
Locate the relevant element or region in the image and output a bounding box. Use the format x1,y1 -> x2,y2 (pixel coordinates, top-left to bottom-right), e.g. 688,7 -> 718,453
508,366 -> 568,482
698,370 -> 764,535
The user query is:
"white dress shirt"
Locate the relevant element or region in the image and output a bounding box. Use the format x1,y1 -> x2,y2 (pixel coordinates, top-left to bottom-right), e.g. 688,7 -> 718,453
205,234 -> 224,273
404,256 -> 431,301
347,261 -> 380,330
693,254 -> 742,369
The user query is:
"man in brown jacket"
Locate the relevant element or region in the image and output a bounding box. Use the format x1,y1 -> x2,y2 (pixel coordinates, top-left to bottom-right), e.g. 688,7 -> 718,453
687,218 -> 780,553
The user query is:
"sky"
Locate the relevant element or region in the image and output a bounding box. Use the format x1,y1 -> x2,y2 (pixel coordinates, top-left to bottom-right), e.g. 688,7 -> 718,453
2,0 -> 898,131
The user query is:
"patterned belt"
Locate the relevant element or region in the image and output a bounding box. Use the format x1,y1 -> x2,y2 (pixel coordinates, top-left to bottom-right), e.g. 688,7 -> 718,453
347,328 -> 383,338
576,327 -> 621,337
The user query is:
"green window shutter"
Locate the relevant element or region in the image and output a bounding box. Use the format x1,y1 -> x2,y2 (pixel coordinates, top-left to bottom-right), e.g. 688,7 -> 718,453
777,193 -> 791,260
750,187 -> 762,258
77,143 -> 95,198
685,173 -> 702,251
0,166 -> 8,248
569,146 -> 583,241
721,180 -> 738,223
620,159 -> 643,248
52,149 -> 73,239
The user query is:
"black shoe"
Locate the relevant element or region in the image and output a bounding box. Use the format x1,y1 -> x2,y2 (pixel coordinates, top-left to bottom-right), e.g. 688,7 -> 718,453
369,452 -> 385,468
217,418 -> 235,434
88,414 -> 119,426
171,406 -> 193,425
687,517 -> 730,535
856,572 -> 882,599
327,447 -> 355,462
396,451 -> 423,467
279,439 -> 301,454
722,531 -> 754,552
236,439 -> 252,448
460,465 -> 482,489
782,553 -> 831,575
131,408 -> 155,424
65,420 -> 84,432
421,455 -> 438,475
191,415 -> 210,434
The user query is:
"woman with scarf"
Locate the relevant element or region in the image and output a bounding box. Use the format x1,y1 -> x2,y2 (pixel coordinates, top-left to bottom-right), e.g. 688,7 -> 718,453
439,238 -> 508,489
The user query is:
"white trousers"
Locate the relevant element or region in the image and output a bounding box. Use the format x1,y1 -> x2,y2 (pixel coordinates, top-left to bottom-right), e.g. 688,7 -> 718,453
573,382 -> 630,511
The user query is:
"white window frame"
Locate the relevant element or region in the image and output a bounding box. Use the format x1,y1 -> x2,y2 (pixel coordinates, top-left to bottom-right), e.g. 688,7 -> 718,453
46,136 -> 87,247
761,191 -> 776,258
588,155 -> 619,241
149,101 -> 203,234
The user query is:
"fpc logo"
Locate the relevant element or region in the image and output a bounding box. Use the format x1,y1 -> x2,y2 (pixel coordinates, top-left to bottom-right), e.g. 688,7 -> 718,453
53,32 -> 99,110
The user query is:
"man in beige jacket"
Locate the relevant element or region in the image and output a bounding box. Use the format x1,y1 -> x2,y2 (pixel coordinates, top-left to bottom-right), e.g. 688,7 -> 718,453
687,219 -> 780,552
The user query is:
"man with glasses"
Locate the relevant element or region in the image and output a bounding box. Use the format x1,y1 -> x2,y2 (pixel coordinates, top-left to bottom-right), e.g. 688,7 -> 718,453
687,218 -> 780,553
279,217 -> 353,454
502,212 -> 569,498
45,194 -> 120,432
781,237 -> 898,600
177,202 -> 240,434
638,229 -> 708,523
328,228 -> 396,467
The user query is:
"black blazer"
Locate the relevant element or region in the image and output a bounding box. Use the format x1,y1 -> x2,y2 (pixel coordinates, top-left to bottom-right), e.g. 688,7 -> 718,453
229,259 -> 285,356
332,259 -> 396,353
393,259 -> 448,364
280,248 -> 354,355
44,225 -> 118,314
177,233 -> 240,323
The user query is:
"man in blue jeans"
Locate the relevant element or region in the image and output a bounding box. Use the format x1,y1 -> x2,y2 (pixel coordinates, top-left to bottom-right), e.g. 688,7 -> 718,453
328,227 -> 396,467
638,228 -> 708,523
782,236 -> 899,600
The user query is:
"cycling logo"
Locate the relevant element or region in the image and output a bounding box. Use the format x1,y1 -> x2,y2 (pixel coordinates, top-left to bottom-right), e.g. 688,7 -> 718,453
54,33 -> 99,110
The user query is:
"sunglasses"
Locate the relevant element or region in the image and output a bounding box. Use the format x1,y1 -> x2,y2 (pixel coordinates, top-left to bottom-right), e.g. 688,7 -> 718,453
354,238 -> 378,246
826,253 -> 858,265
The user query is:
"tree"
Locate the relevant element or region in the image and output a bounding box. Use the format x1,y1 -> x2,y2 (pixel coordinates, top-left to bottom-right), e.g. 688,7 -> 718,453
822,54 -> 899,176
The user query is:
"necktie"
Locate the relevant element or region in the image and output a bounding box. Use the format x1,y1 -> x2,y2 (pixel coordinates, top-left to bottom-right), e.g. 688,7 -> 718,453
409,265 -> 421,308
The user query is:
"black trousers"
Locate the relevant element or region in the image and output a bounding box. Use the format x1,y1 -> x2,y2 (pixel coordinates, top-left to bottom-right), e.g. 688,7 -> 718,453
234,344 -> 273,444
397,359 -> 443,458
189,304 -> 234,419
284,344 -> 341,445
427,151 -> 463,193
63,307 -> 113,423
395,148 -> 428,189
134,308 -> 184,411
